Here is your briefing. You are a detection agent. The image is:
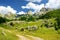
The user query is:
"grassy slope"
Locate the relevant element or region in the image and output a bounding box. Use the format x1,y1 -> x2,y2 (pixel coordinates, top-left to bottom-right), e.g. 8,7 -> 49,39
0,9 -> 60,40
0,27 -> 18,40
0,18 -> 60,40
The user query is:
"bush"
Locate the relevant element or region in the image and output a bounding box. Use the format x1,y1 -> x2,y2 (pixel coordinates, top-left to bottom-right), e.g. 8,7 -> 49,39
0,17 -> 8,24
19,14 -> 36,21
10,22 -> 14,26
20,28 -> 24,31
53,18 -> 60,30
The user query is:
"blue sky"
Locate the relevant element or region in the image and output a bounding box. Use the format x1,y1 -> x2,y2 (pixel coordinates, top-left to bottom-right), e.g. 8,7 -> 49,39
0,0 -> 48,12
0,0 -> 60,14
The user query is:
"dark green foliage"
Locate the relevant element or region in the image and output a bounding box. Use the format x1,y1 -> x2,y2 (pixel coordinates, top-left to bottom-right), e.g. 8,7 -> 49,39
19,14 -> 36,21
54,23 -> 58,30
45,24 -> 49,28
20,28 -> 24,31
56,18 -> 60,25
27,16 -> 36,21
40,9 -> 60,30
10,22 -> 14,26
56,18 -> 60,29
40,9 -> 60,19
0,17 -> 9,24
19,16 -> 27,20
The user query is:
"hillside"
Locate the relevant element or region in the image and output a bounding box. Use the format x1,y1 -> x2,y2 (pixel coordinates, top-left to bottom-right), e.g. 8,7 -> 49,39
40,9 -> 60,30
0,9 -> 60,40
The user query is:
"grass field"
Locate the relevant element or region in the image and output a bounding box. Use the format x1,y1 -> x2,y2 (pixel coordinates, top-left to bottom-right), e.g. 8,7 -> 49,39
0,18 -> 60,40
0,27 -> 18,40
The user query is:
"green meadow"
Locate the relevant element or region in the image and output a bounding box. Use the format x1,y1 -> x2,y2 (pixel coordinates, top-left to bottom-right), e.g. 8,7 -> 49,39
0,9 -> 60,40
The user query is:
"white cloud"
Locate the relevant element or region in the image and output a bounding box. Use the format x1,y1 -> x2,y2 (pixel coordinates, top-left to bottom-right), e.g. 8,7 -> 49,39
7,6 -> 17,13
0,6 -> 17,14
25,0 -> 42,3
22,2 -> 45,13
22,0 -> 60,13
45,0 -> 60,9
17,11 -> 26,15
1,0 -> 60,15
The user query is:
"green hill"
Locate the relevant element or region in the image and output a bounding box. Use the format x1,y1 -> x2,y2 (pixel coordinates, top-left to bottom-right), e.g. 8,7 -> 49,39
0,9 -> 60,40
40,9 -> 60,19
40,9 -> 60,30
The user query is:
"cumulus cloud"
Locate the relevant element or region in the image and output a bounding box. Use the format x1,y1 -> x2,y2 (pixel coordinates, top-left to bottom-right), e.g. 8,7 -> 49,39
22,0 -> 60,13
25,0 -> 60,9
22,2 -> 45,13
7,6 -> 17,13
0,0 -> 60,15
17,11 -> 26,15
25,0 -> 42,3
45,0 -> 60,9
0,6 -> 17,14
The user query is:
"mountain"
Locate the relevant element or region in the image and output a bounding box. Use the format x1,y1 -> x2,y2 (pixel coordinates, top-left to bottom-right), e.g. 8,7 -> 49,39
34,7 -> 53,16
40,9 -> 60,19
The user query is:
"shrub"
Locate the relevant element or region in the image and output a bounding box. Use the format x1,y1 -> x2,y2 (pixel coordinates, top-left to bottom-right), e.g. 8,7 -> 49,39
20,28 -> 24,31
10,22 -> 14,26
0,17 -> 8,24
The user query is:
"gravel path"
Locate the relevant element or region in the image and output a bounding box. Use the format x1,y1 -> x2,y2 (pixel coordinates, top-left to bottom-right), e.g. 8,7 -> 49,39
16,34 -> 44,40
26,35 -> 44,40
16,34 -> 30,40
